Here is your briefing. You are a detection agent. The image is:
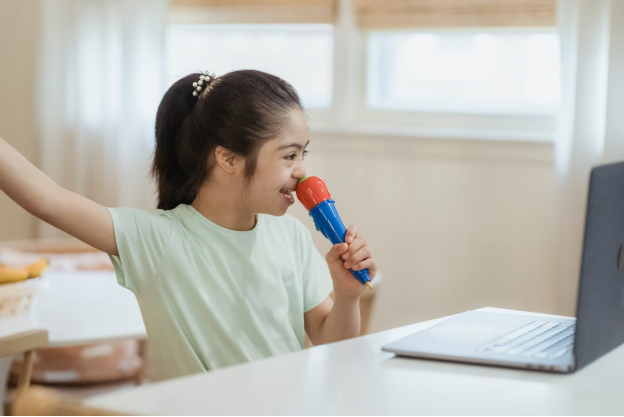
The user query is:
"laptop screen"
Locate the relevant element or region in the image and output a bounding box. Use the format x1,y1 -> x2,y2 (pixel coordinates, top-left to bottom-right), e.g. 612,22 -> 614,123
574,161 -> 624,370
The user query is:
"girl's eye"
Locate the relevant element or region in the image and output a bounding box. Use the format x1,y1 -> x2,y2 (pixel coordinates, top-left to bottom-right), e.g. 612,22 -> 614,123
286,151 -> 308,161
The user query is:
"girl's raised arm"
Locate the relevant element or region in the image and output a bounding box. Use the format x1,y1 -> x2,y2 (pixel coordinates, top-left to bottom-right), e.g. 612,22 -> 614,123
0,137 -> 118,256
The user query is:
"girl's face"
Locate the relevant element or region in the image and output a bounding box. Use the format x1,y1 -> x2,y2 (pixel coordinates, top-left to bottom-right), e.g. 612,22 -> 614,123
245,109 -> 309,216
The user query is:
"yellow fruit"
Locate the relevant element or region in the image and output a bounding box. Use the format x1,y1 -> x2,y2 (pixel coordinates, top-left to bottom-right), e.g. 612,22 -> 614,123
0,266 -> 29,284
24,258 -> 49,278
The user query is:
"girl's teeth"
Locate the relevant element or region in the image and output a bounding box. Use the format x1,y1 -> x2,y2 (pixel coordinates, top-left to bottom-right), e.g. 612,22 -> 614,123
280,189 -> 294,202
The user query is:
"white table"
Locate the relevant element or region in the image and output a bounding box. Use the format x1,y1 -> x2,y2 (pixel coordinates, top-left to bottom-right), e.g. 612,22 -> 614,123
33,271 -> 145,346
86,308 -> 624,415
2,271 -> 146,347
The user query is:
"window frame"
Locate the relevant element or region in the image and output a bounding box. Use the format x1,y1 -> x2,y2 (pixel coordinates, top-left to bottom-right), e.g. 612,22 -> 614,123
167,0 -> 558,143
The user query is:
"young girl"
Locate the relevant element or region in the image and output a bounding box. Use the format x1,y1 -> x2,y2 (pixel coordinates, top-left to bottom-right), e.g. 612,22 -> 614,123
0,69 -> 377,380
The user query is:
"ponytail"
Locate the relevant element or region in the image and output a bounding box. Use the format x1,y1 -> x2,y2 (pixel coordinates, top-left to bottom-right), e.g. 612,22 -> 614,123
152,74 -> 206,210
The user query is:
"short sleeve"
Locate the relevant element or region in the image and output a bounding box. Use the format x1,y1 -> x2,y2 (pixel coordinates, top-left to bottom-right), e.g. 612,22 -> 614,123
107,207 -> 173,294
299,223 -> 334,312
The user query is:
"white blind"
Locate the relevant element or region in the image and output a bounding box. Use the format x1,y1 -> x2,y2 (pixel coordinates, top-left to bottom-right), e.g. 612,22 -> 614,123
354,0 -> 556,30
170,0 -> 337,24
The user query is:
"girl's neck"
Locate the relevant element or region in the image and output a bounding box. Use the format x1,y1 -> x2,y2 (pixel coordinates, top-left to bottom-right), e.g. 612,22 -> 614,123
190,181 -> 257,231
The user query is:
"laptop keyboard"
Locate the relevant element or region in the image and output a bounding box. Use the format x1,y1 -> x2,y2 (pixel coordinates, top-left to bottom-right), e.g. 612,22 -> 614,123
477,320 -> 575,359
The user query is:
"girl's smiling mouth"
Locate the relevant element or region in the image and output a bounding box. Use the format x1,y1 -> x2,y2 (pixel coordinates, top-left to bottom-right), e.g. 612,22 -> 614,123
279,188 -> 295,204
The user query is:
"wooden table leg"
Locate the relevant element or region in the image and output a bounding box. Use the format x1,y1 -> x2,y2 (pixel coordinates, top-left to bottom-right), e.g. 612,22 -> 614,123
0,358 -> 13,416
135,339 -> 148,385
14,350 -> 34,400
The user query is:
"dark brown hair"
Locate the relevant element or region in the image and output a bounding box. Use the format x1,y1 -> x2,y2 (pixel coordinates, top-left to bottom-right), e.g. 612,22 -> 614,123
152,69 -> 304,210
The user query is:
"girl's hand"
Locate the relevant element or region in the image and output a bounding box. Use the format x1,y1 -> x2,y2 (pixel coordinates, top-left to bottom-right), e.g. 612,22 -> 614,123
325,225 -> 377,301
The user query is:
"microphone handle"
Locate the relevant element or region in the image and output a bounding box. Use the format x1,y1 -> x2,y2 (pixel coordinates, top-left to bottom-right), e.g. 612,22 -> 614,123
309,199 -> 371,286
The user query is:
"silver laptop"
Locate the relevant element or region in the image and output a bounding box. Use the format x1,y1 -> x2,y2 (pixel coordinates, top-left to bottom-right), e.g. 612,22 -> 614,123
382,161 -> 624,373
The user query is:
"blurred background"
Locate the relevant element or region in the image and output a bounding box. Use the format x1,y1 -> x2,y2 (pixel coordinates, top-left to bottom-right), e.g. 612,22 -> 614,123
1,0 -> 624,336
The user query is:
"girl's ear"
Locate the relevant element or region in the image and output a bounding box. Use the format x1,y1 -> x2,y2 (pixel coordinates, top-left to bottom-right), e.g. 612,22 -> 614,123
214,146 -> 244,175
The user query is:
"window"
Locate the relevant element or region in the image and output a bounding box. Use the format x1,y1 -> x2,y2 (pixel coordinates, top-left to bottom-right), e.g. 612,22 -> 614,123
165,24 -> 334,108
366,31 -> 560,116
165,0 -> 560,140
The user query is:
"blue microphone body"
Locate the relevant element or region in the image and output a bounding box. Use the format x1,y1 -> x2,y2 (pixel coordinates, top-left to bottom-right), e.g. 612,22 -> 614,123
309,199 -> 372,286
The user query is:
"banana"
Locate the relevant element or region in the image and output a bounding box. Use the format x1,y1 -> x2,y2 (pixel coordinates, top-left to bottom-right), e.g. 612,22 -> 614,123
24,258 -> 49,278
0,265 -> 29,284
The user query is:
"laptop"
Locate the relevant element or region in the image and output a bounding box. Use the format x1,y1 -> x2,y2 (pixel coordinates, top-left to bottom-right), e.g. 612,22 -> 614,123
382,161 -> 624,373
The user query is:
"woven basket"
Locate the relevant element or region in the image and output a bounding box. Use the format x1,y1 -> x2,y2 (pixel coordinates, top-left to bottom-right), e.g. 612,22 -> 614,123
0,276 -> 45,318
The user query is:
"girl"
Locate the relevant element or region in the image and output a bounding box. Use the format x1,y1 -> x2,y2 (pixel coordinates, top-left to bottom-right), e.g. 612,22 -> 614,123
0,69 -> 377,380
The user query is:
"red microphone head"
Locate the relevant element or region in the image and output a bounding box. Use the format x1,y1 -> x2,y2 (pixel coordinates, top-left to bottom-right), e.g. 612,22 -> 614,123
295,176 -> 332,212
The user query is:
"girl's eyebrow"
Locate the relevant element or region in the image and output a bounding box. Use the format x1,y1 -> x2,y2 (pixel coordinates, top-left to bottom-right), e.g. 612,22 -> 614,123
277,139 -> 310,151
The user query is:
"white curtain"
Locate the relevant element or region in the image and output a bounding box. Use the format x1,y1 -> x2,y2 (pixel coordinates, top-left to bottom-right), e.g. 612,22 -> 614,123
36,0 -> 168,238
556,0 -> 624,314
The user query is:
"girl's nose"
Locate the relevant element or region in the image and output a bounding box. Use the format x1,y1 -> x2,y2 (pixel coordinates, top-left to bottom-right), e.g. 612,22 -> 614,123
294,163 -> 306,180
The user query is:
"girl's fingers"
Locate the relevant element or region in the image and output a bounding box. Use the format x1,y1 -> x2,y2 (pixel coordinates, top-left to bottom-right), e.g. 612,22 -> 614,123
341,235 -> 367,260
343,247 -> 371,269
345,225 -> 358,244
342,225 -> 377,280
353,258 -> 377,278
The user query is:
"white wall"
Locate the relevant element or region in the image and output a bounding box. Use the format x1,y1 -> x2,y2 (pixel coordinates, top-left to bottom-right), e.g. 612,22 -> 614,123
289,132 -> 558,332
0,0 -> 41,241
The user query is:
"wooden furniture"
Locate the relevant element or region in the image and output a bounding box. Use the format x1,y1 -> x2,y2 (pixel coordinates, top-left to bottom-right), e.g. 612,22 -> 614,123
0,238 -> 147,387
11,386 -> 127,416
0,327 -> 48,416
0,269 -> 146,413
0,238 -> 102,255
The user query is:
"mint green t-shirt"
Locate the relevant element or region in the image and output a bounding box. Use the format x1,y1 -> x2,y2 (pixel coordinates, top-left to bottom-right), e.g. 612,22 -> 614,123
107,204 -> 333,380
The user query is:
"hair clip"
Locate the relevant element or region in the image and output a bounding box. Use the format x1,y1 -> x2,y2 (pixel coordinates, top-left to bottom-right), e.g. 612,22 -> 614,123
192,70 -> 217,97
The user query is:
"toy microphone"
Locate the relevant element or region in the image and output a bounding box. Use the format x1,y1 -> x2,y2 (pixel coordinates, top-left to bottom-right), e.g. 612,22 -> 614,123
296,176 -> 373,289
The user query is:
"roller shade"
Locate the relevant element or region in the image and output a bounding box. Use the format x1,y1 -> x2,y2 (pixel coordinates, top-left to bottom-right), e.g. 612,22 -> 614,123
354,0 -> 556,30
170,0 -> 337,24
